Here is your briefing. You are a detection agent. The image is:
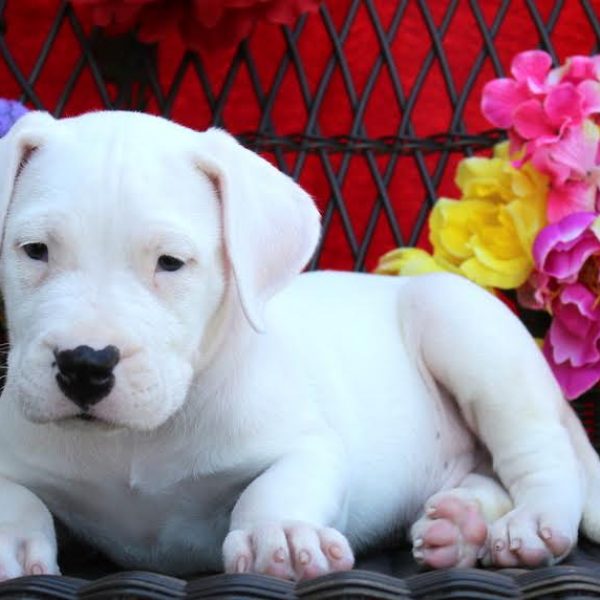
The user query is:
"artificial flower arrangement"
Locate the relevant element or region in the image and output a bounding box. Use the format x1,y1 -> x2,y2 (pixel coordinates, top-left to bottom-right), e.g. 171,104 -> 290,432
0,99 -> 27,137
69,0 -> 321,53
377,50 -> 600,401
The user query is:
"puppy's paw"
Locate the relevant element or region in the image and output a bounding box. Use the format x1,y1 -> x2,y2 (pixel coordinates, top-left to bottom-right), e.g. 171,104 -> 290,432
411,491 -> 487,569
223,521 -> 354,581
0,527 -> 59,581
483,507 -> 575,568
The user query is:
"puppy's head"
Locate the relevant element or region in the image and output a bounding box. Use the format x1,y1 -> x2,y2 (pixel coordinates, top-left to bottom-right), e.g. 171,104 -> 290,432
0,111 -> 320,431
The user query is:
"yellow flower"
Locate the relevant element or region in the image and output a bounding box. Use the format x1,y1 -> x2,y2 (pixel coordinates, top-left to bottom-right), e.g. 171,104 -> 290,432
376,248 -> 446,276
429,142 -> 547,289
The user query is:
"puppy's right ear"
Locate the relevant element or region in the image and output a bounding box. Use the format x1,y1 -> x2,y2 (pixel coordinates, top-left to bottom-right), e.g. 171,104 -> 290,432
0,111 -> 55,222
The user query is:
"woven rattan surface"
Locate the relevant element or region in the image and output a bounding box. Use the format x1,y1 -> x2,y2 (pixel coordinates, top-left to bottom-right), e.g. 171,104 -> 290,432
2,538 -> 600,598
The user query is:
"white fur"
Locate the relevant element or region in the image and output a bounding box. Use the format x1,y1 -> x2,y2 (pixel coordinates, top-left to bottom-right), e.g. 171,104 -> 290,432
0,111 -> 598,580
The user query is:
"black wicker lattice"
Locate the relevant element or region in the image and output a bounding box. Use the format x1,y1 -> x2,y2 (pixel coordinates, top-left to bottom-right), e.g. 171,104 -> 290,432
2,1 -> 600,270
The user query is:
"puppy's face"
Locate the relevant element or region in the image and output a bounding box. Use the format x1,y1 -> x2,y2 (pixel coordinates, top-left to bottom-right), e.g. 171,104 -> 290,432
0,116 -> 226,431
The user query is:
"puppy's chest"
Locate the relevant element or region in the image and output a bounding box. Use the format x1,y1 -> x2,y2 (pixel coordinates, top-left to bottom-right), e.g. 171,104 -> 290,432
36,464 -> 253,574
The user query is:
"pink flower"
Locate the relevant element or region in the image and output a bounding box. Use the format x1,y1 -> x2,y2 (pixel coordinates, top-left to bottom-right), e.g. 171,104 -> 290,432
536,122 -> 600,222
482,50 -> 600,224
510,84 -> 600,167
533,211 -> 600,287
481,50 -> 552,129
482,51 -> 600,136
547,180 -> 598,223
538,122 -> 600,184
552,55 -> 600,85
514,84 -> 581,138
544,284 -> 600,399
526,212 -> 600,397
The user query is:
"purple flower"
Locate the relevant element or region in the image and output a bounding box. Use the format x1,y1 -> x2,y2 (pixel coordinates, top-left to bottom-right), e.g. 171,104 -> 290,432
527,212 -> 600,398
544,283 -> 600,399
533,211 -> 600,286
0,100 -> 28,138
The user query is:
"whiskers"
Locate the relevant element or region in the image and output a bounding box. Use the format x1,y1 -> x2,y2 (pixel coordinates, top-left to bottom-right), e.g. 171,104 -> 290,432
0,344 -> 10,390
0,342 -> 10,360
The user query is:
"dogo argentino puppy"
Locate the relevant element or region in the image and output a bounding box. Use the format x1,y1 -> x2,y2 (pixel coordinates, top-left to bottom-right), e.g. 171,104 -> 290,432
0,110 -> 598,581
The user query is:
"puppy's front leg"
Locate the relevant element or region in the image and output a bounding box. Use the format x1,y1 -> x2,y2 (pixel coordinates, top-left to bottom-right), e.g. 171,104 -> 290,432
223,436 -> 353,581
0,478 -> 59,579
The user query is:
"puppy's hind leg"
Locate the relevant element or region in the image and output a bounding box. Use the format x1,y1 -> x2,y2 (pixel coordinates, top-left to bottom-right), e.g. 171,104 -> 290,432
561,405 -> 600,544
405,274 -> 585,567
411,473 -> 512,568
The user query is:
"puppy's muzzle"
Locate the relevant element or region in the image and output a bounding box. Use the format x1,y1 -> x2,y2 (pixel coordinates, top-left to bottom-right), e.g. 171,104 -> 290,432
54,345 -> 120,410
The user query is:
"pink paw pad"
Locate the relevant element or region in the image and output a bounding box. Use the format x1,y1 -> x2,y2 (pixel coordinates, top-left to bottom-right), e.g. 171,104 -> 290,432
412,494 -> 488,569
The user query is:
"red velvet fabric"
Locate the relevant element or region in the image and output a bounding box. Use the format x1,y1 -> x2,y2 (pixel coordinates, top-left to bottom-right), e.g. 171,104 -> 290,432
0,1 -> 596,270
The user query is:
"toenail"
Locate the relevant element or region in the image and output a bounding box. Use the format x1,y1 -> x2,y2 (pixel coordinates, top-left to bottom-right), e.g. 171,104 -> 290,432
298,550 -> 311,565
30,564 -> 43,576
413,538 -> 424,548
236,556 -> 248,573
273,548 -> 286,562
413,549 -> 424,561
328,544 -> 343,560
541,528 -> 552,540
495,540 -> 505,552
426,506 -> 437,516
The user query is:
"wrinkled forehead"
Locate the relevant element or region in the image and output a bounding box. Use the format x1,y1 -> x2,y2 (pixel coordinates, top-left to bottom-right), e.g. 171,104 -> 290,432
6,120 -> 220,249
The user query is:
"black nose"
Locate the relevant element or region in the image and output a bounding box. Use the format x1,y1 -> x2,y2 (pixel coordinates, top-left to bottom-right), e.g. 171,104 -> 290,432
54,345 -> 120,409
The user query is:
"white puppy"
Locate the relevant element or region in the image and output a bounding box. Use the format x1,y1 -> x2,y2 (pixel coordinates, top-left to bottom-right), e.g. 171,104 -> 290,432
0,110 -> 598,581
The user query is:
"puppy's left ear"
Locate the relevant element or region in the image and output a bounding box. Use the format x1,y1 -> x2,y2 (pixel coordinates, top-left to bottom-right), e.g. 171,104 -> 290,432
0,111 -> 56,231
195,128 -> 321,332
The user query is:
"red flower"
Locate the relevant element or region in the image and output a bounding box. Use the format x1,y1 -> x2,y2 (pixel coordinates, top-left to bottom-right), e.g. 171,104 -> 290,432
71,0 -> 321,52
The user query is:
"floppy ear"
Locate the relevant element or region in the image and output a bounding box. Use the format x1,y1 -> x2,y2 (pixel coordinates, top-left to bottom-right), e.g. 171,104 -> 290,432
0,111 -> 55,242
195,128 -> 321,332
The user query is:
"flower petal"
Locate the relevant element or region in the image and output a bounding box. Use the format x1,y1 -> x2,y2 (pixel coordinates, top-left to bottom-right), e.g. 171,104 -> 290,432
545,346 -> 600,399
544,83 -> 583,126
510,50 -> 552,92
543,283 -> 600,398
550,303 -> 599,365
529,145 -> 571,183
375,248 -> 447,277
533,212 -> 598,275
517,271 -> 554,310
546,122 -> 599,181
561,55 -> 600,84
578,80 -> 600,116
460,255 -> 529,288
547,181 -> 597,223
481,79 -> 530,128
560,282 -> 600,319
513,99 -> 557,140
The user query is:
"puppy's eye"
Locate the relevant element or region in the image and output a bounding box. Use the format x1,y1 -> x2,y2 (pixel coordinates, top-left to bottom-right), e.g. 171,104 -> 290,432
22,243 -> 48,262
157,255 -> 185,272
